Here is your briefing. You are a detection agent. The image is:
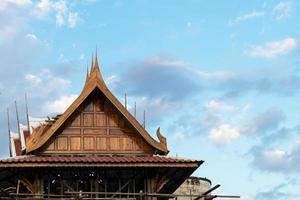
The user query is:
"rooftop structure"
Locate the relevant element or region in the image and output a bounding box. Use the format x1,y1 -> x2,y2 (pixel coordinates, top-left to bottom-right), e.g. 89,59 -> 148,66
0,51 -> 203,199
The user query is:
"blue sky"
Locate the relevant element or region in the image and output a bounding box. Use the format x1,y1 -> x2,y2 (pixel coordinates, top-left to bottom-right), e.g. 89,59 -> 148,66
0,0 -> 300,199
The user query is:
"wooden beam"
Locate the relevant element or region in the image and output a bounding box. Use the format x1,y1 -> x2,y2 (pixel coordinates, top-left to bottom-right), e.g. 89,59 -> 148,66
194,184 -> 221,200
18,176 -> 34,194
111,179 -> 132,198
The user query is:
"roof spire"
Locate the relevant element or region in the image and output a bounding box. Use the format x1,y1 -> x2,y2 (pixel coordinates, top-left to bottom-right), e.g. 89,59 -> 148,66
94,47 -> 99,69
90,54 -> 94,75
85,63 -> 90,86
88,48 -> 104,82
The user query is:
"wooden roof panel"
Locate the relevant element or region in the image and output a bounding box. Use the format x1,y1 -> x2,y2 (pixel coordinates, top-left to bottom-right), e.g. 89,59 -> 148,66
26,54 -> 169,155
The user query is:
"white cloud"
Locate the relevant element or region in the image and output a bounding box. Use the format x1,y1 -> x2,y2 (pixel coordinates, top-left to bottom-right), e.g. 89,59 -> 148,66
229,11 -> 264,25
53,1 -> 67,27
208,124 -> 240,144
35,0 -> 52,17
144,55 -> 189,68
0,0 -> 32,10
44,94 -> 78,113
26,33 -> 38,41
33,0 -> 80,28
0,26 -> 19,40
263,149 -> 286,164
79,53 -> 85,60
24,68 -> 71,99
250,139 -> 300,174
0,0 -> 80,29
247,38 -> 297,58
106,75 -> 118,85
172,132 -> 186,140
197,71 -> 238,80
68,12 -> 79,28
25,74 -> 42,84
273,1 -> 292,21
204,100 -> 235,113
251,148 -> 288,172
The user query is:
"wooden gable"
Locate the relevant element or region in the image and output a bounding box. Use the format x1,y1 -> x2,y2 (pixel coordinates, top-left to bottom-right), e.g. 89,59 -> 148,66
26,53 -> 168,155
38,89 -> 155,155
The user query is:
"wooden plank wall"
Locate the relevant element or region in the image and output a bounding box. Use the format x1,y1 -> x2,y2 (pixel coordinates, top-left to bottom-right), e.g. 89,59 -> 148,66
41,93 -> 154,155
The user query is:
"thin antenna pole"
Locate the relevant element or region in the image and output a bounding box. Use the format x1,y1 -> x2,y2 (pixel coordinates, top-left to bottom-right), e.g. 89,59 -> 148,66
7,108 -> 12,157
124,93 -> 127,109
25,93 -> 31,134
15,101 -> 21,138
143,110 -> 146,128
134,102 -> 136,118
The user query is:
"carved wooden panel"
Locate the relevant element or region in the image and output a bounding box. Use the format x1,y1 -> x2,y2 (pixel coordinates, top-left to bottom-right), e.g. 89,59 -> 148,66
96,137 -> 107,150
134,138 -> 144,150
94,99 -> 104,111
109,114 -> 118,127
109,137 -> 120,150
42,91 -> 155,155
70,114 -> 81,127
83,137 -> 95,150
84,101 -> 93,112
122,137 -> 133,151
47,141 -> 55,150
70,137 -> 81,151
110,129 -> 124,135
57,137 -> 68,151
95,113 -> 106,126
83,129 -> 106,135
61,128 -> 80,135
83,113 -> 94,127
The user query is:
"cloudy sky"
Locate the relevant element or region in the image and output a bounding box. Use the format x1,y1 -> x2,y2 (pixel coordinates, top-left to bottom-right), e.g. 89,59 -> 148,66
0,0 -> 300,199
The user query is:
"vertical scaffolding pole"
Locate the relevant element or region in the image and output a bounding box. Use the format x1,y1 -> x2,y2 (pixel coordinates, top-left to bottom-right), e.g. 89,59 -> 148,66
134,102 -> 137,118
15,101 -> 21,139
25,93 -> 31,134
7,108 -> 12,157
143,110 -> 146,129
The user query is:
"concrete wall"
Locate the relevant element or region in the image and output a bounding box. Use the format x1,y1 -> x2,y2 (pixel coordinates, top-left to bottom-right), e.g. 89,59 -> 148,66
174,176 -> 211,200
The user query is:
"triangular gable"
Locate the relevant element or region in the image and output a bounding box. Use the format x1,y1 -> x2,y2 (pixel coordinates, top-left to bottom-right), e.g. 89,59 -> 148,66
26,53 -> 168,155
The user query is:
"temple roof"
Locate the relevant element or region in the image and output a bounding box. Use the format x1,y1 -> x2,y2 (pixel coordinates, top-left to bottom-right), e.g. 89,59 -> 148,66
0,155 -> 202,168
26,51 -> 169,155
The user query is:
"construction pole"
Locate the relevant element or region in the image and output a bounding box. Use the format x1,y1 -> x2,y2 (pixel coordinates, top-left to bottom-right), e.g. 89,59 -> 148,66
7,108 -> 12,157
143,110 -> 146,128
134,102 -> 137,118
25,93 -> 31,134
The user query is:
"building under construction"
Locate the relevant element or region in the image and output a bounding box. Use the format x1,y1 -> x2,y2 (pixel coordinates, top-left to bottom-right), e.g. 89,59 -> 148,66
0,52 -> 239,200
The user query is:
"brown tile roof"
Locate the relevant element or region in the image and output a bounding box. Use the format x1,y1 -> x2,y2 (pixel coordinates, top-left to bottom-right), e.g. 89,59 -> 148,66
0,156 -> 203,168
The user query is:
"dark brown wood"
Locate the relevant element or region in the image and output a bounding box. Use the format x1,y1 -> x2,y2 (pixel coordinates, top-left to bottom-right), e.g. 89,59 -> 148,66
39,94 -> 155,155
